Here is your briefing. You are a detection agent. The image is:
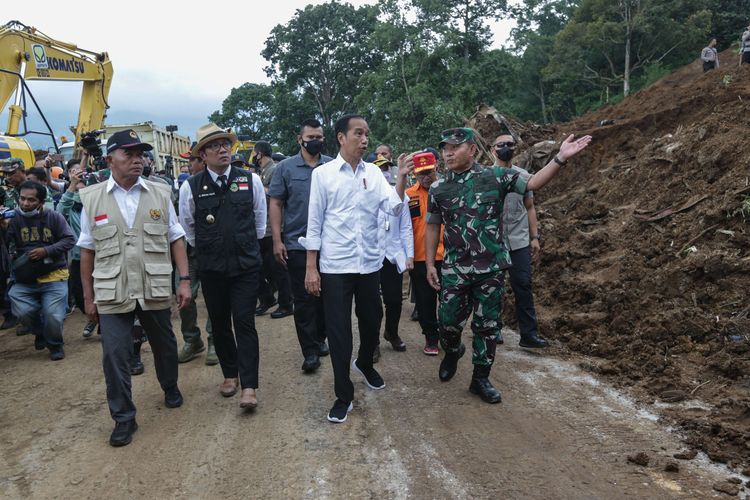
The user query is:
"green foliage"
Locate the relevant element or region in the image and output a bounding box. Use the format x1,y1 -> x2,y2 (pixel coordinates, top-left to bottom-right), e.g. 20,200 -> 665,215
209,0 -> 749,155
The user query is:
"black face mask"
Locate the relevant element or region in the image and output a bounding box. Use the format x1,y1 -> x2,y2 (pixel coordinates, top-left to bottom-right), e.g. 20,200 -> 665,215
302,139 -> 324,156
495,146 -> 514,162
142,165 -> 152,177
252,155 -> 260,168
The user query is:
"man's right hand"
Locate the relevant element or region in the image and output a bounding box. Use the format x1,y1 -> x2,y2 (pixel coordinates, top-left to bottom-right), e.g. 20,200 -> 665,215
273,240 -> 288,268
427,265 -> 441,291
84,298 -> 99,323
305,267 -> 321,297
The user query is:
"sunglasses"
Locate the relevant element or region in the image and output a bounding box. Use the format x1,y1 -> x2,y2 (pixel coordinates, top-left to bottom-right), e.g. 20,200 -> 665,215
493,141 -> 516,149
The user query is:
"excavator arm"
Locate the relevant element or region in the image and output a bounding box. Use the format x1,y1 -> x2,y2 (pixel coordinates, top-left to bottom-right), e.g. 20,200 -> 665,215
0,20 -> 113,145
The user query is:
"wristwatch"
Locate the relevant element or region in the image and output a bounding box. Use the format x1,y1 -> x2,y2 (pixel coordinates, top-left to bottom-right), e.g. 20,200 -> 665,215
179,275 -> 191,281
553,155 -> 567,166
531,234 -> 540,241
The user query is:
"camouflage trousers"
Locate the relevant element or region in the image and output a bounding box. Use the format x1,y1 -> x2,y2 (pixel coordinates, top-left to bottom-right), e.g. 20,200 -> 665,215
438,271 -> 504,367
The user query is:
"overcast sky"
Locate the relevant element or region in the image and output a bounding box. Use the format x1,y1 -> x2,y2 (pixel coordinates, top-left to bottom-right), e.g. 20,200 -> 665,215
3,0 -> 514,150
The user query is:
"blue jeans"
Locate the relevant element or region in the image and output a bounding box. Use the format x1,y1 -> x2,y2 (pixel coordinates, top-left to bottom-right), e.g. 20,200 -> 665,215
9,280 -> 68,350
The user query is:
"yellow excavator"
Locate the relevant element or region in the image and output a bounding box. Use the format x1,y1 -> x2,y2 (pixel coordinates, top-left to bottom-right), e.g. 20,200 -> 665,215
0,20 -> 113,167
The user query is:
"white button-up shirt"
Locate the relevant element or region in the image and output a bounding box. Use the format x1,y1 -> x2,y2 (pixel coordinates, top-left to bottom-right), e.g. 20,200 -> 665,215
78,176 -> 185,250
379,196 -> 414,274
178,166 -> 266,247
300,154 -> 404,274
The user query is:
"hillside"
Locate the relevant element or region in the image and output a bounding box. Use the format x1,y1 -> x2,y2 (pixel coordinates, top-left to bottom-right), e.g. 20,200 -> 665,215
477,50 -> 750,471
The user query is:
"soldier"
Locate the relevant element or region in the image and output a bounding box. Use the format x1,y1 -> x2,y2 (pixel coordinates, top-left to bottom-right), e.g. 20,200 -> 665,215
425,128 -> 591,404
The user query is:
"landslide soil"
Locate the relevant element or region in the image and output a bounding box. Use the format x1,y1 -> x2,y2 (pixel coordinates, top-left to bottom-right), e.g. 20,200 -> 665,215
494,50 -> 750,471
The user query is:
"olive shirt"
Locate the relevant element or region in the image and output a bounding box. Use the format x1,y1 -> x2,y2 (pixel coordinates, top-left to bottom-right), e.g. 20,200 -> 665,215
426,163 -> 530,275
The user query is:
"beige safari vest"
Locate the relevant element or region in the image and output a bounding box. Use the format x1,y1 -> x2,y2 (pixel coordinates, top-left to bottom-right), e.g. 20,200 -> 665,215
80,180 -> 174,314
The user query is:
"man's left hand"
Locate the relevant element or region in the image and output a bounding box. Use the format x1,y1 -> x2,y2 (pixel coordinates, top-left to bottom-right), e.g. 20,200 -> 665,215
176,281 -> 191,310
28,248 -> 47,261
406,258 -> 414,271
530,239 -> 541,266
558,134 -> 593,162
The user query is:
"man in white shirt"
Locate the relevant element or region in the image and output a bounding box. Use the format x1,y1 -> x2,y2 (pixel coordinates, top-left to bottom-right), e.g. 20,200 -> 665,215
78,129 -> 191,447
178,123 -> 266,410
301,114 -> 410,423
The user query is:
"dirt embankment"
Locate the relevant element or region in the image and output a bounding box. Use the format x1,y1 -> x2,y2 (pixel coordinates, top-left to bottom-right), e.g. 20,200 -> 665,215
472,51 -> 750,471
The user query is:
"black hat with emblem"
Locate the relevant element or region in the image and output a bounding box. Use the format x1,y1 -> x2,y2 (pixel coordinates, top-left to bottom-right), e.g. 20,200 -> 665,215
106,129 -> 154,154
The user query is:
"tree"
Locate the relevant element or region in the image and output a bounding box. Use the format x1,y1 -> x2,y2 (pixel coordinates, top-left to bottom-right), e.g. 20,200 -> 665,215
208,83 -> 275,138
262,1 -> 379,130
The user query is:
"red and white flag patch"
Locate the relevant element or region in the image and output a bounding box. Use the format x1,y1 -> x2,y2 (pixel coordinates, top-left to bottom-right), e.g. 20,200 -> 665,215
95,214 -> 109,226
238,183 -> 249,191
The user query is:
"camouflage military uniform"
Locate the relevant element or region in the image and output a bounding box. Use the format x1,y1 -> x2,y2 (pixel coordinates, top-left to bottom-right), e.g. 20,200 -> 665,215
2,186 -> 19,209
427,163 -> 530,367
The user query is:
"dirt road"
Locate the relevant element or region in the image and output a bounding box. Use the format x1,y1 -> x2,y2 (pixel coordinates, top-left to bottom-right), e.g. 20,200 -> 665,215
0,305 -> 746,499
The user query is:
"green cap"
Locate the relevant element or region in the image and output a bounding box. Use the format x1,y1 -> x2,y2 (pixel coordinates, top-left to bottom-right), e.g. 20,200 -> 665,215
438,127 -> 476,149
0,157 -> 24,172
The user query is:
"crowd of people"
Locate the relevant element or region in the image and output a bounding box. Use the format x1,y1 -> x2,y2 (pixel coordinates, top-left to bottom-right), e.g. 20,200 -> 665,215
0,116 -> 591,446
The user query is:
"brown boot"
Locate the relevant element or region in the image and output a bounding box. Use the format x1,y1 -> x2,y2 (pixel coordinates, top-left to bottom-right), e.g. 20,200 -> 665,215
219,378 -> 239,397
239,388 -> 257,409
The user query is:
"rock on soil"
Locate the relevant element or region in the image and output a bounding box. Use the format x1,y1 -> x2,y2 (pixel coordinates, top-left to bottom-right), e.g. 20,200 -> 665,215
627,452 -> 650,467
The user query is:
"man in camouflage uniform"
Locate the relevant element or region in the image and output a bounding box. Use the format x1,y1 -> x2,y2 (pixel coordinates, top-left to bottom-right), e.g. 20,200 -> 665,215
424,127 -> 591,403
1,157 -> 27,209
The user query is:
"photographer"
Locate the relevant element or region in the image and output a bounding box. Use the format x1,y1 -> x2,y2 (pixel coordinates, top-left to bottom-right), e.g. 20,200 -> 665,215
5,181 -> 75,360
56,166 -> 96,337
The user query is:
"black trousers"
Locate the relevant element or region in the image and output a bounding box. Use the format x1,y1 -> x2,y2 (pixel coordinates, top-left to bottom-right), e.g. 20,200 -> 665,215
287,250 -> 325,356
743,51 -> 750,65
409,261 -> 441,343
99,305 -> 177,423
321,272 -> 382,403
200,270 -> 260,389
507,247 -> 539,339
69,259 -> 85,311
258,237 -> 292,309
379,259 -> 403,339
703,61 -> 716,72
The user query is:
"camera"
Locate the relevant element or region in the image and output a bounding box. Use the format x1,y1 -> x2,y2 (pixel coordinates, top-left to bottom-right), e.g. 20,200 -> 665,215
79,129 -> 104,157
0,208 -> 16,219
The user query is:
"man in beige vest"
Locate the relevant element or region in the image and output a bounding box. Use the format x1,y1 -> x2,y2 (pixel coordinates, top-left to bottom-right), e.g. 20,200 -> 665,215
78,130 -> 191,447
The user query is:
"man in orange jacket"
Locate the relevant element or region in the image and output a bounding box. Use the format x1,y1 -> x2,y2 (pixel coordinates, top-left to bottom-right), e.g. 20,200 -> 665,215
404,150 -> 444,355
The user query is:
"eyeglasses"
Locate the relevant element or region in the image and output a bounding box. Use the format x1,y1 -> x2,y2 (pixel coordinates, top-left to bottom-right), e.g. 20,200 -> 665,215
493,141 -> 516,149
205,140 -> 233,152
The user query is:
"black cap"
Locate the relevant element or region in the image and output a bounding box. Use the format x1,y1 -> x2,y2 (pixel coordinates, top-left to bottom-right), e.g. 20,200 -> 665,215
106,129 -> 154,154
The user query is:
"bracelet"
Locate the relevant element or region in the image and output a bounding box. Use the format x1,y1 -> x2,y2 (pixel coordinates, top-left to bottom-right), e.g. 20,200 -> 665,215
179,275 -> 191,281
553,155 -> 567,166
531,235 -> 540,241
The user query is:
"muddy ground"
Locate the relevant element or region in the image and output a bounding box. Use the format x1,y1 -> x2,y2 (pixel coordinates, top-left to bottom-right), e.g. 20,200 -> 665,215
471,49 -> 750,472
0,305 -> 748,499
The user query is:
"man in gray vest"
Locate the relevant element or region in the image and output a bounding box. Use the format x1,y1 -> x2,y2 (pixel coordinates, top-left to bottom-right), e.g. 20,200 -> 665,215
79,129 -> 192,447
492,133 -> 548,349
742,24 -> 750,65
179,123 -> 266,410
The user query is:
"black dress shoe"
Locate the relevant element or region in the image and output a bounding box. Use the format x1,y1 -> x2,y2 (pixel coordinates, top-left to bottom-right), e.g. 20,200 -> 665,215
255,299 -> 278,316
438,343 -> 466,382
130,357 -> 145,376
317,341 -> 330,357
469,378 -> 502,403
164,386 -> 183,408
519,334 -> 549,349
301,353 -> 321,373
110,420 -> 138,447
270,307 -> 293,319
